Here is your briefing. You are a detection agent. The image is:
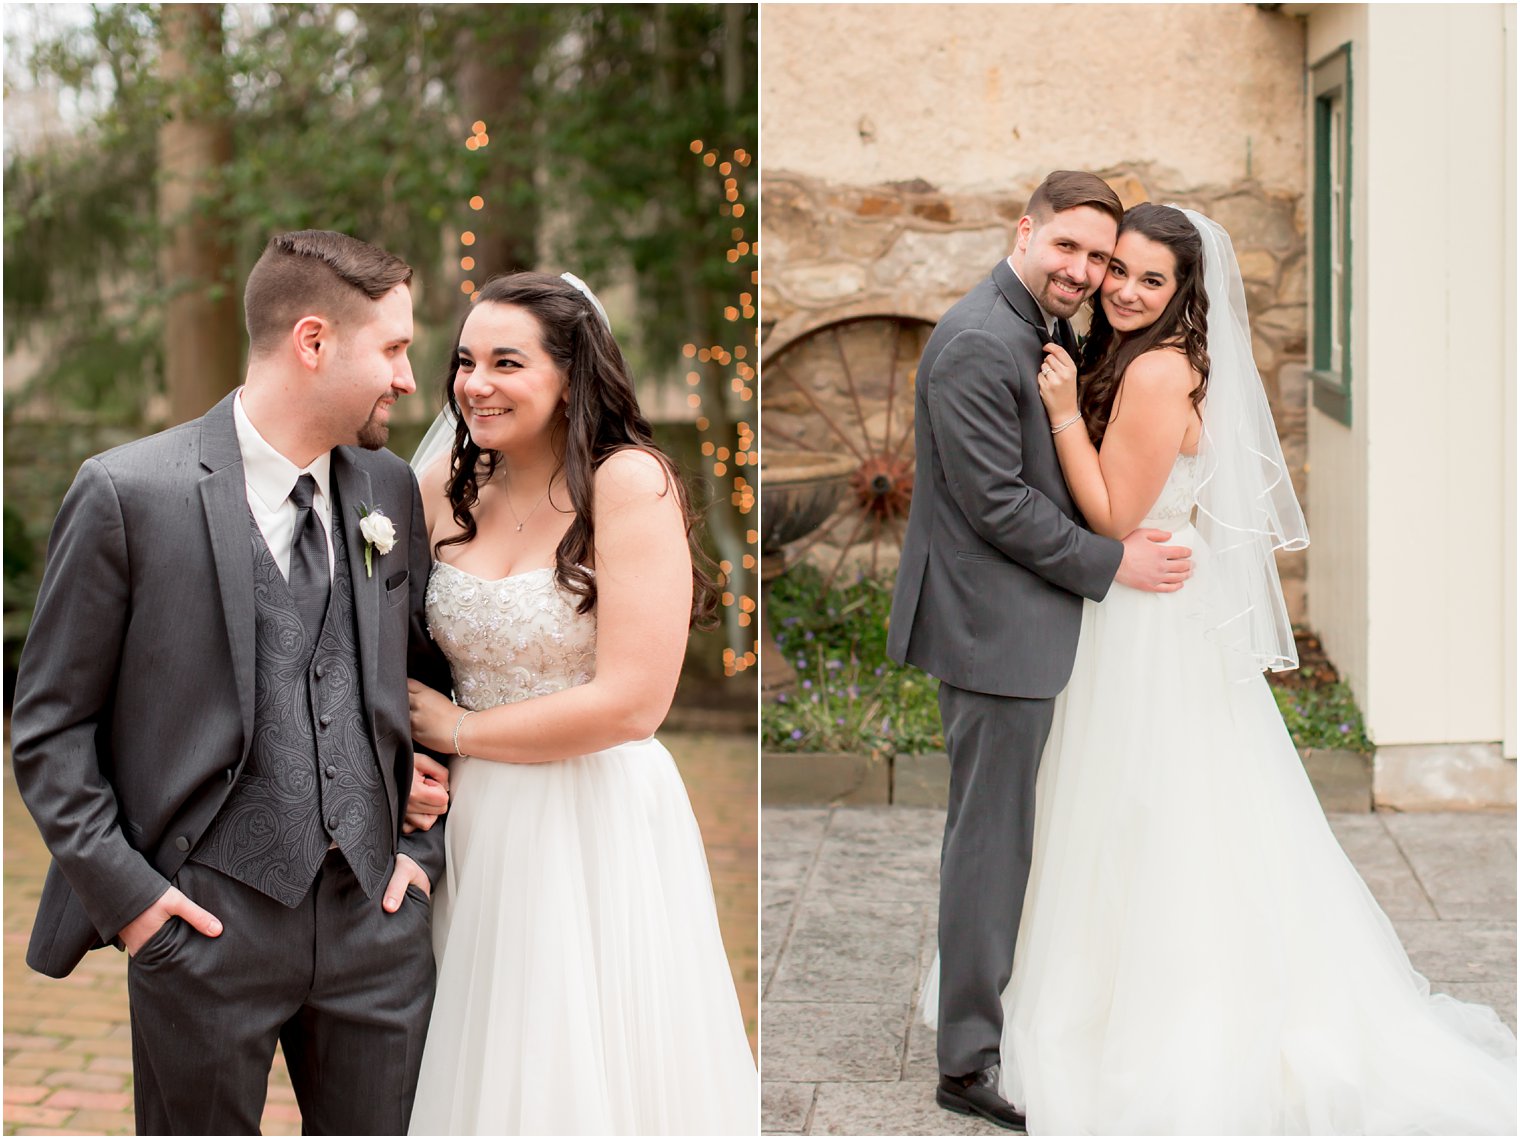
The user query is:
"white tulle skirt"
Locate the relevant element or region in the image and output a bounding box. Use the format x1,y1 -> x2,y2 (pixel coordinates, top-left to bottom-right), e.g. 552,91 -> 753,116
923,522 -> 1516,1135
408,738 -> 757,1136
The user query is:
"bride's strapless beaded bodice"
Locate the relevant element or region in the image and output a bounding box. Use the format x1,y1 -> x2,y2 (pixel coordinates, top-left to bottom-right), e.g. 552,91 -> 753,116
1139,451 -> 1202,529
425,561 -> 597,712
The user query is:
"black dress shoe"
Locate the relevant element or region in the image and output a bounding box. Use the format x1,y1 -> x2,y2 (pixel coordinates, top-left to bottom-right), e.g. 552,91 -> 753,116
936,1063 -> 1027,1132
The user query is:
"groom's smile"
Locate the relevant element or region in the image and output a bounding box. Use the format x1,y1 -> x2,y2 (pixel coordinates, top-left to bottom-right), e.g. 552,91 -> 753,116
1048,275 -> 1085,301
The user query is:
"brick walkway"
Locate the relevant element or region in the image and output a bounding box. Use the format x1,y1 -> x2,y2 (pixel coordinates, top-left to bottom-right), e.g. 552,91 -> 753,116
4,730 -> 757,1136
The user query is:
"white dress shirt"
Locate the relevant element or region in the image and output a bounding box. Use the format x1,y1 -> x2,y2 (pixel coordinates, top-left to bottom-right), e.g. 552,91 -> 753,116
233,389 -> 334,581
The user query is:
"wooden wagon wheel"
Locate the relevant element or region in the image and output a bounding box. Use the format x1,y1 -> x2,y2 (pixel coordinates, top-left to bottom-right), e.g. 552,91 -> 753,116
761,314 -> 935,589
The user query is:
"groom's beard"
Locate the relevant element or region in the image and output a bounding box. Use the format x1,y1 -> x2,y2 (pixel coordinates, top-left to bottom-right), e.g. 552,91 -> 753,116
357,396 -> 395,451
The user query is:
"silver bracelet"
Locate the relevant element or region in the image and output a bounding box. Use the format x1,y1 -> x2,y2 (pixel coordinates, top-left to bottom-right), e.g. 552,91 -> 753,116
452,709 -> 475,757
1051,412 -> 1082,435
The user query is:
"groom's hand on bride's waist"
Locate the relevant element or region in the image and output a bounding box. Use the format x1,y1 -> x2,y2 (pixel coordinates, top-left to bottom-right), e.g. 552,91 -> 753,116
119,885 -> 223,956
1115,528 -> 1192,593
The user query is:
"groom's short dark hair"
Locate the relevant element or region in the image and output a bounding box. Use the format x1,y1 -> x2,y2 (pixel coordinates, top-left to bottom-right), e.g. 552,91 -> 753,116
244,230 -> 413,358
1027,171 -> 1123,229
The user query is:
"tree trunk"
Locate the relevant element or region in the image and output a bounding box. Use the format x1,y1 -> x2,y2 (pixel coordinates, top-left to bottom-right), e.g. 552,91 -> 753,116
454,14 -> 545,281
157,3 -> 239,426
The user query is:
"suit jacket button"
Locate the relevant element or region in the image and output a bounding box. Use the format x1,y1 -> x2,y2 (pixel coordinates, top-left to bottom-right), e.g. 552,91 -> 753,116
327,815 -> 339,830
315,663 -> 326,679
174,836 -> 190,852
325,765 -> 337,779
318,715 -> 331,729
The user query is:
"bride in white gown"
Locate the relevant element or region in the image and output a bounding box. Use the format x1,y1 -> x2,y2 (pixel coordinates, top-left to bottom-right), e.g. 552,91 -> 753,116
923,206 -> 1516,1134
401,272 -> 756,1134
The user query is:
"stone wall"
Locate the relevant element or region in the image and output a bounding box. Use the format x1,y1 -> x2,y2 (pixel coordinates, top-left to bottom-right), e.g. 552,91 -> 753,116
762,164 -> 1310,618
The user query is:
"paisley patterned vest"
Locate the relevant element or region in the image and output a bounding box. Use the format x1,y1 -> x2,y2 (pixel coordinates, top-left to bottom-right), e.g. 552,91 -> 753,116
192,481 -> 392,906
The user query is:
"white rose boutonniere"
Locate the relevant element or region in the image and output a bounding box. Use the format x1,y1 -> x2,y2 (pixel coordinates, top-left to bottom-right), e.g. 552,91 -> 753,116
356,504 -> 397,578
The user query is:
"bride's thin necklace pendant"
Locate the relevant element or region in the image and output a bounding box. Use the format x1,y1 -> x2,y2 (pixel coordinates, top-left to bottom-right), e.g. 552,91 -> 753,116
503,476 -> 553,533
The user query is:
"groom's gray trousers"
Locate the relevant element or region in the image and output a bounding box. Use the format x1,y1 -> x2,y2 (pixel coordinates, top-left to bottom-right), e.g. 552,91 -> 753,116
935,682 -> 1055,1077
886,262 -> 1124,1079
127,854 -> 435,1136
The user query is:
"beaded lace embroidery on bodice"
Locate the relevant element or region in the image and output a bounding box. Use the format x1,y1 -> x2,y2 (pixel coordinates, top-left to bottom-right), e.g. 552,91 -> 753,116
425,562 -> 597,712
1140,451 -> 1202,529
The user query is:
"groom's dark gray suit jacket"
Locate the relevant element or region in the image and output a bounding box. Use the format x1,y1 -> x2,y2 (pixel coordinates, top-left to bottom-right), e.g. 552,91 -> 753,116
12,390 -> 453,978
888,259 -> 1124,697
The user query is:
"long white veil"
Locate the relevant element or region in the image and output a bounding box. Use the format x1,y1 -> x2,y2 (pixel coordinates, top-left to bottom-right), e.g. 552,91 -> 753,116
410,403 -> 459,479
1180,207 -> 1309,677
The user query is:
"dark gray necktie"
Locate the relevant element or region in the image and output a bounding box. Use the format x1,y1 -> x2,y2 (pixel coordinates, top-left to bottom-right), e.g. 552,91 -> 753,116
1055,317 -> 1078,360
288,474 -> 330,640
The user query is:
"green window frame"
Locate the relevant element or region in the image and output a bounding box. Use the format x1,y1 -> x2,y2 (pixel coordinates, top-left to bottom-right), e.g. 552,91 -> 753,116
1310,43 -> 1353,425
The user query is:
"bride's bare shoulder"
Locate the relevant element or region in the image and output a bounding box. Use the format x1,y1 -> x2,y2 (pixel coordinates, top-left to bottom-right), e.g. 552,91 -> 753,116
1119,347 -> 1199,401
593,446 -> 680,505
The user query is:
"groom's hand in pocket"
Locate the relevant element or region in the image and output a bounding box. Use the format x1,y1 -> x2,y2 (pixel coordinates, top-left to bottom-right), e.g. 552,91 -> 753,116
402,754 -> 450,834
383,853 -> 430,913
1116,528 -> 1193,592
119,886 -> 223,956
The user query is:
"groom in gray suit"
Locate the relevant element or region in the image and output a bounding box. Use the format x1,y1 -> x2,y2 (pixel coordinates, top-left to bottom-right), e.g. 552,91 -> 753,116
888,171 -> 1191,1129
12,231 -> 454,1134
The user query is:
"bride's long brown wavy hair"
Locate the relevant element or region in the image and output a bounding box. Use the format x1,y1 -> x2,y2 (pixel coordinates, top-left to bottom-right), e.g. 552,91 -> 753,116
434,272 -> 721,630
1078,203 -> 1210,448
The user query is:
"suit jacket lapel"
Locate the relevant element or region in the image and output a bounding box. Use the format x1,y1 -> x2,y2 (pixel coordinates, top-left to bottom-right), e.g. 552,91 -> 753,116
198,392 -> 256,758
992,258 -> 1052,340
331,448 -> 380,729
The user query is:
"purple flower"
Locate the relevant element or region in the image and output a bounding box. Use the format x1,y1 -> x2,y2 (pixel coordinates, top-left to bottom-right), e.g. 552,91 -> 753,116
847,685 -> 860,700
827,659 -> 842,670
1338,723 -> 1350,733
803,630 -> 814,641
835,717 -> 845,726
874,667 -> 884,677
776,692 -> 788,704
801,679 -> 812,689
790,729 -> 803,741
810,693 -> 820,704
782,616 -> 800,627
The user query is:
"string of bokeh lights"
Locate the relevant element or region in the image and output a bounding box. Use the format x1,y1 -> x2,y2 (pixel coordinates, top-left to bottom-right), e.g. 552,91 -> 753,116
455,122 -> 758,678
687,138 -> 757,679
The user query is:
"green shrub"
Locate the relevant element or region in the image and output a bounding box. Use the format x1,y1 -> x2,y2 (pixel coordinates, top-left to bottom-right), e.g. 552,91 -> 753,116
762,564 -> 941,755
763,565 -> 1373,756
1269,677 -> 1372,753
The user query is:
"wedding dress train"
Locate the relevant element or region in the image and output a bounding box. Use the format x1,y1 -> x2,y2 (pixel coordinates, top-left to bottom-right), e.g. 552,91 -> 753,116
923,455 -> 1517,1135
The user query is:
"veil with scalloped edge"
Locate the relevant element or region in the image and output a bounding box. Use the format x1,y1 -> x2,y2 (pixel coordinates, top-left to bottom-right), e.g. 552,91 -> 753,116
1175,205 -> 1308,679
408,272 -> 612,479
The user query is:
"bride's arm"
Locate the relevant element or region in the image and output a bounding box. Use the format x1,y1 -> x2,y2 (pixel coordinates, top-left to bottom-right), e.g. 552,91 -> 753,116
1038,345 -> 1197,539
407,447 -> 692,764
